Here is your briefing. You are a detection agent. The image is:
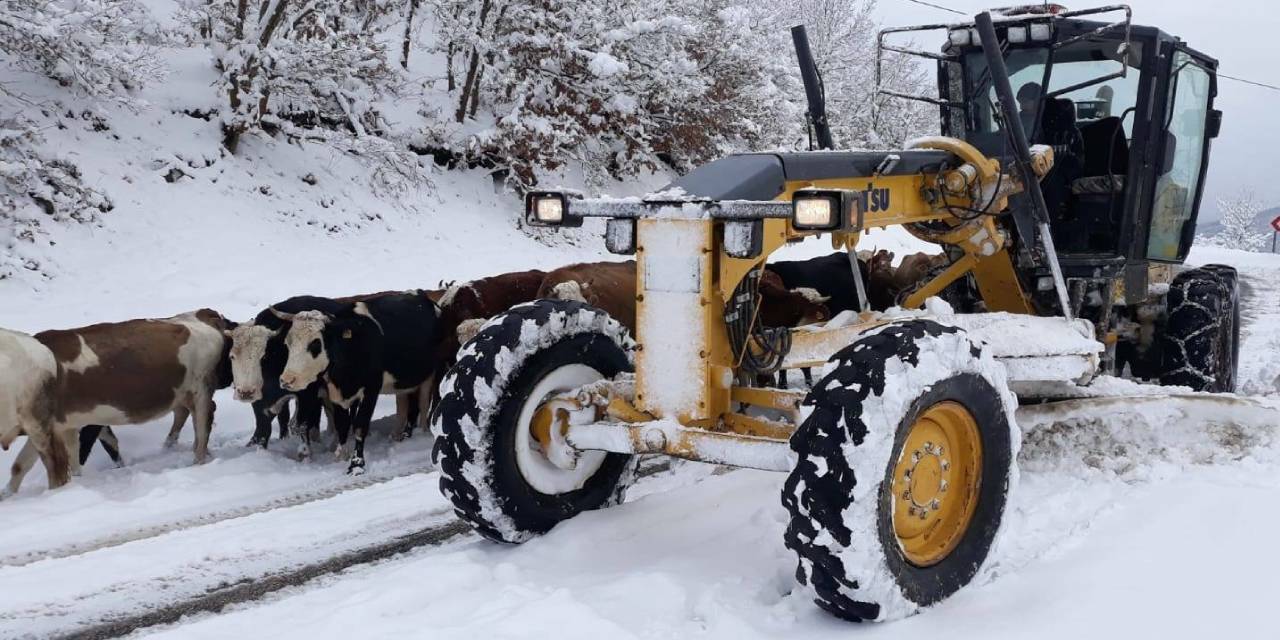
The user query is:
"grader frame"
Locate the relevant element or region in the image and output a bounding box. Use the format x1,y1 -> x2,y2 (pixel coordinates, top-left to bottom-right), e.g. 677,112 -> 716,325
522,137 -> 1085,473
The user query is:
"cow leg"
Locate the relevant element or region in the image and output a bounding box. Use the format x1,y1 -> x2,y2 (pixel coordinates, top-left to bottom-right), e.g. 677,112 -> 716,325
4,439 -> 41,497
79,425 -> 104,466
191,394 -> 214,464
347,394 -> 377,476
63,429 -> 83,477
405,391 -> 421,439
776,370 -> 788,388
98,427 -> 124,467
293,393 -> 324,461
392,393 -> 412,442
802,368 -> 814,387
248,400 -> 275,448
164,406 -> 191,449
417,377 -> 435,433
329,404 -> 352,460
276,400 -> 292,441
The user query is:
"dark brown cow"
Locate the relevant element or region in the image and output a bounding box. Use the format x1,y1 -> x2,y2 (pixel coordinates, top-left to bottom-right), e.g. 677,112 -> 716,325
429,270 -> 548,401
865,250 -> 949,309
537,261 -> 830,333
4,310 -> 234,496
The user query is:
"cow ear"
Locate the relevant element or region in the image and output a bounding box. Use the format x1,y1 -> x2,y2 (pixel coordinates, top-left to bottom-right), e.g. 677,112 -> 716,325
269,308 -> 295,322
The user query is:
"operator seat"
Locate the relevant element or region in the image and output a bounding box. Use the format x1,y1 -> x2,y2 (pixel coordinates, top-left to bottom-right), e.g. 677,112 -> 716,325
1067,115 -> 1131,252
1040,98 -> 1086,249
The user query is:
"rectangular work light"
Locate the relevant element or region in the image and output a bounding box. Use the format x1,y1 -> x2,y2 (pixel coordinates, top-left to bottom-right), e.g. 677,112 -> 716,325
524,191 -> 583,228
791,189 -> 862,232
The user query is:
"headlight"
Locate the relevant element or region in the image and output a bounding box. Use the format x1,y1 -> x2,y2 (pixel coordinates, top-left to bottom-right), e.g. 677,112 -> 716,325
536,197 -> 563,223
525,191 -> 583,228
791,189 -> 863,233
794,196 -> 838,229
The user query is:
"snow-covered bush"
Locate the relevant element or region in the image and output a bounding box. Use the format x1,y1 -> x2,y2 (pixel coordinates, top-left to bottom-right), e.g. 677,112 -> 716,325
0,0 -> 162,98
1212,191 -> 1269,252
184,0 -> 404,153
0,0 -> 160,279
0,120 -> 113,279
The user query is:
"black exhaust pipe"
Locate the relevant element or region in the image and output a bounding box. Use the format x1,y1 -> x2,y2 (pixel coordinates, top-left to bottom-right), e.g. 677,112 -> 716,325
974,11 -> 1073,320
791,25 -> 835,150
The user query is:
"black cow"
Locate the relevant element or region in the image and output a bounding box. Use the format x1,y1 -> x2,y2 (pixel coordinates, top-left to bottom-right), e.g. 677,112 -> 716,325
227,296 -> 353,460
275,291 -> 439,475
767,251 -> 871,316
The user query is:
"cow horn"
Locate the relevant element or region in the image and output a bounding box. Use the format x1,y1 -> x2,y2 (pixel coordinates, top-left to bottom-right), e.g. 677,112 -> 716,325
269,308 -> 295,322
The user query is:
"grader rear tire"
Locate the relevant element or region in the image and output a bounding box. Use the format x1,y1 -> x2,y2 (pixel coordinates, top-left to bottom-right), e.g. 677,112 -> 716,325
431,299 -> 638,543
782,320 -> 1019,621
1160,265 -> 1239,392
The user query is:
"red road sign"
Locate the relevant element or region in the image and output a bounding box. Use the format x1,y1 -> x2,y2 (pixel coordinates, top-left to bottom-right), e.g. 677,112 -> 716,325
1272,215 -> 1280,233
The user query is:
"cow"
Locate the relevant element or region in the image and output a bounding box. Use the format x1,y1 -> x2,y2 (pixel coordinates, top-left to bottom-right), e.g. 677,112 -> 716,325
431,269 -> 547,399
0,328 -> 63,495
4,310 -> 234,496
768,251 -> 874,315
537,261 -> 831,333
226,295 -> 362,460
274,291 -> 440,475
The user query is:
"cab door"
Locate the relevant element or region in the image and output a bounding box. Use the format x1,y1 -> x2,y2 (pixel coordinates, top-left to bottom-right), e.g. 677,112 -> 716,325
1145,47 -> 1220,262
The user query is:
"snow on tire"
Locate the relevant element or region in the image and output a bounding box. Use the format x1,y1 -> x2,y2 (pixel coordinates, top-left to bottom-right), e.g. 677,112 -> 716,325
431,299 -> 638,544
1160,265 -> 1239,392
781,319 -> 1019,621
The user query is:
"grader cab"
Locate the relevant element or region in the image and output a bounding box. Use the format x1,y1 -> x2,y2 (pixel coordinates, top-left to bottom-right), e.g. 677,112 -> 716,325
430,5 -> 1237,622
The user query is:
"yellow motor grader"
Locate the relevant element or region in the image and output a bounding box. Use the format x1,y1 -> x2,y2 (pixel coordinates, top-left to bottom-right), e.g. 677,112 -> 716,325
431,5 -> 1236,621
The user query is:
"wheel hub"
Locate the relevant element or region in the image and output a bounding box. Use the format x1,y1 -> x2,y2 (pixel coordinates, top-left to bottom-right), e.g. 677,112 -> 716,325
891,401 -> 982,567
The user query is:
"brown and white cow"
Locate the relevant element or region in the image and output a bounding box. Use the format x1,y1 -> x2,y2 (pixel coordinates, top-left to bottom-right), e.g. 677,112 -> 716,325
536,261 -> 830,333
4,309 -> 234,496
0,329 -> 63,495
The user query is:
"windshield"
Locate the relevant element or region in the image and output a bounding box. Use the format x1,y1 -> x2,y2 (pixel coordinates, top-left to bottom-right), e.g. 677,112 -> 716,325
964,41 -> 1143,145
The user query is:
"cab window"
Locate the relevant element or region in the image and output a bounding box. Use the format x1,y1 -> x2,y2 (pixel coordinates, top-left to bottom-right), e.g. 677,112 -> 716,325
1148,51 -> 1212,261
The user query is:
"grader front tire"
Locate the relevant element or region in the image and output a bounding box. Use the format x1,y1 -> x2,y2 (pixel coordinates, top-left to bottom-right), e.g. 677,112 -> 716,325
430,299 -> 638,544
782,320 -> 1019,621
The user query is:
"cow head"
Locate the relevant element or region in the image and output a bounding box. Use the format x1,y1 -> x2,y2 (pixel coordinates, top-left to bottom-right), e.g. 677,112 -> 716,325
789,288 -> 831,326
275,309 -> 332,392
758,271 -> 831,327
225,323 -> 279,401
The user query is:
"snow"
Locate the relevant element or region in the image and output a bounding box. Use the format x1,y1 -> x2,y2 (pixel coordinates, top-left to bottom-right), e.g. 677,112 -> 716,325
2,18 -> 1280,633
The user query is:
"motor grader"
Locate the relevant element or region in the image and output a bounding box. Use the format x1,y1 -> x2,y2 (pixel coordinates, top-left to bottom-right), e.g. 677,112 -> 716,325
431,4 -> 1236,622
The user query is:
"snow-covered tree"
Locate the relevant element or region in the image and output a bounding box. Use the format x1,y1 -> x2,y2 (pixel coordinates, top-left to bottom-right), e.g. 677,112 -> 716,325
1214,191 -> 1269,252
184,0 -> 403,153
766,0 -> 934,148
427,0 -> 932,188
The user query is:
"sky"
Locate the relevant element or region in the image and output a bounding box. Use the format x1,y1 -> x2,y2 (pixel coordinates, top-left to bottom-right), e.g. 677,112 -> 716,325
871,0 -> 1280,218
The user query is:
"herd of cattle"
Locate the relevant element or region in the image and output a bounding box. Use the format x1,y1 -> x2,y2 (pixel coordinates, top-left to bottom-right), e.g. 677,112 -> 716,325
0,250 -> 944,497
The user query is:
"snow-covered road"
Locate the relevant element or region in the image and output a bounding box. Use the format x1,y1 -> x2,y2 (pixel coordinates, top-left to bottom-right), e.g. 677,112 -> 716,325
2,234 -> 1278,639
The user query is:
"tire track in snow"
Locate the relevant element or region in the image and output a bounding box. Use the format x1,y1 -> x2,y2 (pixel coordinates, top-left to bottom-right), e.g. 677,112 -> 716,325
0,462 -> 433,568
55,515 -> 473,640
32,460 -> 679,640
